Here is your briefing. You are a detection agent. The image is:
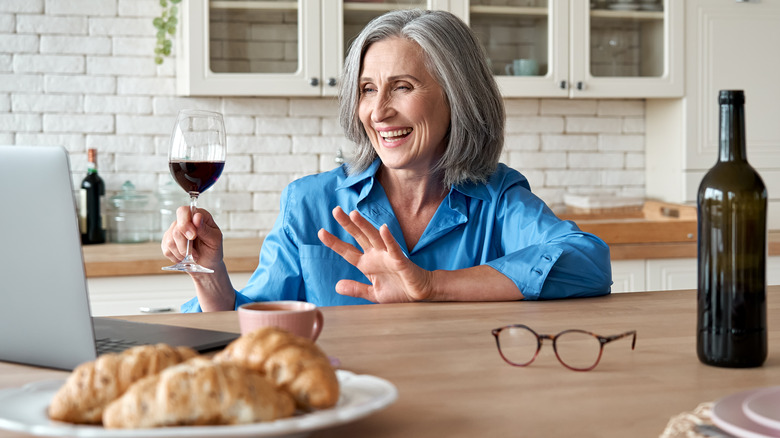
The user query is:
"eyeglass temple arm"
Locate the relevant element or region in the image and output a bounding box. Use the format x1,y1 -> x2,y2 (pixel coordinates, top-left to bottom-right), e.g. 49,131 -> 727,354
602,331 -> 637,350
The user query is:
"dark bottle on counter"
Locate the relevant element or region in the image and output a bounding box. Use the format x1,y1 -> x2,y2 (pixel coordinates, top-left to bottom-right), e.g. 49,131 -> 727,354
79,148 -> 106,244
697,90 -> 767,367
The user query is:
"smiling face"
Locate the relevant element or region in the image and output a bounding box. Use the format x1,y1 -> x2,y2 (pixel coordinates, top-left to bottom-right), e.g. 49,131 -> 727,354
357,37 -> 451,177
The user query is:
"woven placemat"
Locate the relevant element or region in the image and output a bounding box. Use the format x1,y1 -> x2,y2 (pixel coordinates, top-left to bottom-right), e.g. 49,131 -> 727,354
660,402 -> 721,438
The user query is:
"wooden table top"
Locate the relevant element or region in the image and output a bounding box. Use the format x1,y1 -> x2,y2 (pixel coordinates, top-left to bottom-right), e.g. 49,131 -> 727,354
2,287 -> 780,437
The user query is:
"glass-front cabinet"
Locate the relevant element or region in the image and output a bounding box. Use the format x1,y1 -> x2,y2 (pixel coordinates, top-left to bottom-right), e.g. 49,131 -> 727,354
451,0 -> 682,98
178,0 -> 439,96
177,0 -> 682,98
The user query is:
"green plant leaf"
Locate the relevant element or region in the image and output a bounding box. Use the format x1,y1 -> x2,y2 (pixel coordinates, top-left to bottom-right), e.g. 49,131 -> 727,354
153,0 -> 180,65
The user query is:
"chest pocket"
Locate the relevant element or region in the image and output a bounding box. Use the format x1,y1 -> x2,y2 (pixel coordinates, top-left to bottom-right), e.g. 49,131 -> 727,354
299,245 -> 371,306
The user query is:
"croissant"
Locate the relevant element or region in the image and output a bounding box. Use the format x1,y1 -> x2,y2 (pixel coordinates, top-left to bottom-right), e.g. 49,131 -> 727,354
102,357 -> 295,428
48,344 -> 197,424
213,327 -> 340,410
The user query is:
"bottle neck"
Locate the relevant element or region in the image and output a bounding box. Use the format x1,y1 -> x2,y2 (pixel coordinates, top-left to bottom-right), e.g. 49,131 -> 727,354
87,163 -> 97,174
718,101 -> 747,163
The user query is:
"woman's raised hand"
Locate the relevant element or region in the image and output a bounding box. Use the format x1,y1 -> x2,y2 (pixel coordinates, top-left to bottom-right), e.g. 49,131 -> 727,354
317,207 -> 434,303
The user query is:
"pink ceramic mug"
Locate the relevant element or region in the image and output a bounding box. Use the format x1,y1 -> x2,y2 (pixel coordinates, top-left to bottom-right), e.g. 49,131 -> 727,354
237,301 -> 324,340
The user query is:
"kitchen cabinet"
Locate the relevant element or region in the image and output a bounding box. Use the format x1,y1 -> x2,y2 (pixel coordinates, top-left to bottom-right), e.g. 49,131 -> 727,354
87,273 -> 253,316
177,0 -> 445,96
610,259 -> 645,293
646,0 -> 780,228
451,0 -> 682,98
177,0 -> 681,98
612,257 -> 780,293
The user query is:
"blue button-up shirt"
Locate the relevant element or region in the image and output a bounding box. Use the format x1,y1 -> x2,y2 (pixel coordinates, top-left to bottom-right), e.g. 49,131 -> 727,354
182,160 -> 611,312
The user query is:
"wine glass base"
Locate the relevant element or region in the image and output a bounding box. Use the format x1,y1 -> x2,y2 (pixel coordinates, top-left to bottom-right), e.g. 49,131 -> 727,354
162,262 -> 214,274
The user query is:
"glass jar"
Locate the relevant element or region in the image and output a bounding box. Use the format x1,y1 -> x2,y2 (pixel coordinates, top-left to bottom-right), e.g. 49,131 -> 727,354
108,181 -> 152,243
155,176 -> 188,241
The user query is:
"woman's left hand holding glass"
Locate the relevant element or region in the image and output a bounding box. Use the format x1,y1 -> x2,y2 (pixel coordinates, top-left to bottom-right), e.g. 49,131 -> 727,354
317,207 -> 434,303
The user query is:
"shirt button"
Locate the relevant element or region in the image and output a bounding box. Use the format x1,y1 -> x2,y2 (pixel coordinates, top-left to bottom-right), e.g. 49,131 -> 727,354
542,255 -> 552,261
533,268 -> 543,275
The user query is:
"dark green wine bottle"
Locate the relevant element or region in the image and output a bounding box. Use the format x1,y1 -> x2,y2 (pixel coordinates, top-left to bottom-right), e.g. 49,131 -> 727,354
697,90 -> 767,367
80,148 -> 106,244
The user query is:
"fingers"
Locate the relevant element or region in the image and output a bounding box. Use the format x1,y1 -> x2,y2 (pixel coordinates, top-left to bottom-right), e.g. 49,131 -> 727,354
161,206 -> 216,262
350,210 -> 386,250
318,228 -> 363,266
379,224 -> 406,261
175,205 -> 196,240
331,206 -> 385,251
334,279 -> 374,301
161,206 -> 188,260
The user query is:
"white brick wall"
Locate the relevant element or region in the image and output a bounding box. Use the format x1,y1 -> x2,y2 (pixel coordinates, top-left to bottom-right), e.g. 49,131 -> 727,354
0,1 -> 648,238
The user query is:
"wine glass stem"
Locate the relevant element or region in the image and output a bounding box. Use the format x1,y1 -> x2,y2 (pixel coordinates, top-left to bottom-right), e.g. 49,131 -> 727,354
183,194 -> 199,262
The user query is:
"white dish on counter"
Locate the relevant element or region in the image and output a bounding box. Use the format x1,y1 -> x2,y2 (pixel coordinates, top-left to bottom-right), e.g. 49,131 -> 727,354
608,3 -> 641,11
743,386 -> 780,431
711,387 -> 780,438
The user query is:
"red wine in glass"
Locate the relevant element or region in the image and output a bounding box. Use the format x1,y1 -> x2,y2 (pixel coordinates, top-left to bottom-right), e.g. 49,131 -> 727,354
169,161 -> 225,194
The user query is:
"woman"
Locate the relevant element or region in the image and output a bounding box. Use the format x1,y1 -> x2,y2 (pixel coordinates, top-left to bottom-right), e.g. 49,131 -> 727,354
162,9 -> 612,312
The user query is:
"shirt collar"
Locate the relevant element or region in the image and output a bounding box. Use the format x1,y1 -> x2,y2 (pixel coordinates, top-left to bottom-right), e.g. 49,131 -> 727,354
451,179 -> 491,202
336,158 -> 381,191
337,158 -> 491,203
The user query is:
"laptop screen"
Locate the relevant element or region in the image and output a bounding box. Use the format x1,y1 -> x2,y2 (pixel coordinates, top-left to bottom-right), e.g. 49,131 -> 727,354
0,146 -> 239,370
0,146 -> 99,369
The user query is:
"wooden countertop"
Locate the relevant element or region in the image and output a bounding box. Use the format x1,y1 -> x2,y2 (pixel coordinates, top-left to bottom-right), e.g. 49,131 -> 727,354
82,238 -> 262,278
560,200 -> 780,260
3,288 -> 780,437
81,201 -> 780,277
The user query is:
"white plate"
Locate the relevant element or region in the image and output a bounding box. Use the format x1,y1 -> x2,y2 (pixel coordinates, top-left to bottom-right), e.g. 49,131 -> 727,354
744,387 -> 780,430
712,387 -> 780,438
0,370 -> 397,437
607,3 -> 640,10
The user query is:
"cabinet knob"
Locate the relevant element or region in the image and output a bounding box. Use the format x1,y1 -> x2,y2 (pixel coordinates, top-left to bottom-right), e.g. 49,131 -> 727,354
327,77 -> 337,87
309,77 -> 319,87
559,80 -> 567,89
576,81 -> 584,90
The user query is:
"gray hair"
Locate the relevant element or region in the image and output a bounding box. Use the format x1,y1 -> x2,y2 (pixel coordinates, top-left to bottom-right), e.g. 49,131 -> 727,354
339,9 -> 504,187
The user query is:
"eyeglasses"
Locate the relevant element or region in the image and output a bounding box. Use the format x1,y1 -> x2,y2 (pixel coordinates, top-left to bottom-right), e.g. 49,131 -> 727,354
491,325 -> 636,372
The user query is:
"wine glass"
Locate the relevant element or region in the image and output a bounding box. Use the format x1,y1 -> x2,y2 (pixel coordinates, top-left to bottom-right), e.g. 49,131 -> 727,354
162,109 -> 226,273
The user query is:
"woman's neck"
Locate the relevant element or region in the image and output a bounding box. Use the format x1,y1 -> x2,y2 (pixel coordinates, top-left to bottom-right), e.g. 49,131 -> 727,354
377,165 -> 447,249
377,165 -> 447,213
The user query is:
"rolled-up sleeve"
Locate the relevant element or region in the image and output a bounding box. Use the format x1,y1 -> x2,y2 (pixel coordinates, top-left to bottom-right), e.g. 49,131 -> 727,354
481,172 -> 612,300
487,228 -> 611,300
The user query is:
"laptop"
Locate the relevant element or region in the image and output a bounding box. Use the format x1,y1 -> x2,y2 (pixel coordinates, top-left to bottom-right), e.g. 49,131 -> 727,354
0,145 -> 238,370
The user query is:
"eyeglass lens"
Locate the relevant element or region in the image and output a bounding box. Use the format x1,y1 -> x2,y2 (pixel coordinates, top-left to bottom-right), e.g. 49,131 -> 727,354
497,327 -> 603,370
497,326 -> 539,366
554,330 -> 602,370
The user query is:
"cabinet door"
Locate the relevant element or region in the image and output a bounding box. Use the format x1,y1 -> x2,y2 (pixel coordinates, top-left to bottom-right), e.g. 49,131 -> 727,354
451,0 -> 681,98
569,0 -> 683,98
646,258 -> 696,292
646,0 -> 780,228
87,273 -> 255,316
177,0 -> 323,96
451,0 -> 570,97
683,0 -> 780,171
330,1 -> 436,97
611,260 -> 646,293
